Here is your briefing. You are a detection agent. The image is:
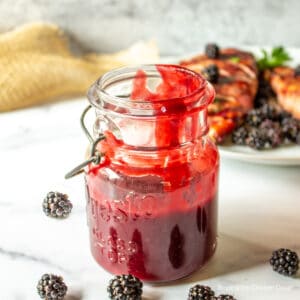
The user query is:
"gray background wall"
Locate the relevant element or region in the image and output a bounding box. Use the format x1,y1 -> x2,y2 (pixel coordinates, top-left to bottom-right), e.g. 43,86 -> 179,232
0,0 -> 299,55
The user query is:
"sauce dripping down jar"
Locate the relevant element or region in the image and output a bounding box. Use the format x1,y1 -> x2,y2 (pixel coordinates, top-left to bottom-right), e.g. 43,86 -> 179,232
69,65 -> 219,282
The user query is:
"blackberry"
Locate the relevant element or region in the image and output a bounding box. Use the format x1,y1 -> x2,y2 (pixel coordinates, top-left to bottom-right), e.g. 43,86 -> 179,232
43,192 -> 72,219
259,120 -> 282,147
254,73 -> 275,108
254,95 -> 269,108
246,121 -> 282,150
188,284 -> 215,300
37,273 -> 67,300
281,117 -> 300,142
270,248 -> 299,276
278,110 -> 291,122
246,128 -> 270,150
245,109 -> 264,126
232,126 -> 248,145
107,274 -> 143,300
205,43 -> 220,59
260,103 -> 280,121
214,295 -> 236,300
202,65 -> 219,83
259,82 -> 274,99
246,104 -> 279,125
295,65 -> 300,77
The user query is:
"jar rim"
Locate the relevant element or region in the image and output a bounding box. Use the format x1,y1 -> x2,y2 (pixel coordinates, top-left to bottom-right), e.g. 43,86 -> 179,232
88,64 -> 215,116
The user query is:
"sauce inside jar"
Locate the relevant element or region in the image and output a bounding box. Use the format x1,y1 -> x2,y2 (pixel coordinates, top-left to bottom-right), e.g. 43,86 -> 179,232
85,65 -> 219,282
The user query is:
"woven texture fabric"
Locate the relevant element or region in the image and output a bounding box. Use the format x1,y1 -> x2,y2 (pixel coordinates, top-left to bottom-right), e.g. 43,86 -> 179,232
0,23 -> 159,111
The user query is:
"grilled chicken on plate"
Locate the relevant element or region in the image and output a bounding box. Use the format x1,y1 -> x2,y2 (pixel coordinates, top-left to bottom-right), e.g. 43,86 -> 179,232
180,44 -> 258,142
270,66 -> 300,120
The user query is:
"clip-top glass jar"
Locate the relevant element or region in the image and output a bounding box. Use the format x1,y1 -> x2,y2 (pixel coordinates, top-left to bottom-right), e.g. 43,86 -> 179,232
82,65 -> 219,282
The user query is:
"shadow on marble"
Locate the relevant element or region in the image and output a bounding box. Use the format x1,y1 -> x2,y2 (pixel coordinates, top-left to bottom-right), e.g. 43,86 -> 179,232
154,233 -> 271,287
143,290 -> 163,300
186,233 -> 270,283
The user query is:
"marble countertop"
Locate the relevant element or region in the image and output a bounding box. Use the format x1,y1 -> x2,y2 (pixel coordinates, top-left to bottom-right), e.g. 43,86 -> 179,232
1,99 -> 300,300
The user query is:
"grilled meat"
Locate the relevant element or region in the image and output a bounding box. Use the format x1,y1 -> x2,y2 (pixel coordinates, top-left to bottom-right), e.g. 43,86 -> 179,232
270,66 -> 300,120
181,47 -> 258,142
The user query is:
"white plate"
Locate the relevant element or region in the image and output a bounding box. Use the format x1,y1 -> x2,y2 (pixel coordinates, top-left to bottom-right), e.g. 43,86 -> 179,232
218,143 -> 300,165
168,47 -> 300,166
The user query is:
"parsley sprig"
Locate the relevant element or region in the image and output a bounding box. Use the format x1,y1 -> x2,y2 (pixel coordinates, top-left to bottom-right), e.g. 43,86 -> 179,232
229,56 -> 240,63
257,46 -> 292,70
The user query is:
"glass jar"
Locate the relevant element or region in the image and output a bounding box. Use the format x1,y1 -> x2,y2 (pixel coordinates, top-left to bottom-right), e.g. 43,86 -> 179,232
84,65 -> 219,282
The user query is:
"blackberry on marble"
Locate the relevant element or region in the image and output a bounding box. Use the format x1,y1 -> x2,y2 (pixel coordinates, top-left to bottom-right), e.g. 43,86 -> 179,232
107,274 -> 143,300
188,284 -> 215,300
270,248 -> 299,276
43,191 -> 72,219
37,273 -> 67,300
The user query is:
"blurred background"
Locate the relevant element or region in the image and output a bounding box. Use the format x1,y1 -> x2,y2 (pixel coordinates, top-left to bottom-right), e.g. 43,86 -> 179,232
1,0 -> 299,55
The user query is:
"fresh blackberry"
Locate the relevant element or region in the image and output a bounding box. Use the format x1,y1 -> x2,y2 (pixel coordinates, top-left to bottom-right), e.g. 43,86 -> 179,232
278,110 -> 291,122
202,65 -> 219,83
205,43 -> 220,59
232,126 -> 248,145
245,109 -> 264,126
246,128 -> 270,150
107,274 -> 143,300
37,273 -> 67,300
214,295 -> 236,300
270,248 -> 299,276
260,103 -> 280,121
188,284 -> 215,300
254,71 -> 275,107
259,120 -> 282,147
43,192 -> 73,219
246,121 -> 282,150
254,95 -> 269,108
259,82 -> 274,99
255,83 -> 273,99
254,89 -> 274,108
294,65 -> 300,77
246,104 -> 279,126
281,117 -> 300,142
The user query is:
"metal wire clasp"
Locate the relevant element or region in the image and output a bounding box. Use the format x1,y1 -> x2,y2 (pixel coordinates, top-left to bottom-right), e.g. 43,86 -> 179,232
65,105 -> 105,179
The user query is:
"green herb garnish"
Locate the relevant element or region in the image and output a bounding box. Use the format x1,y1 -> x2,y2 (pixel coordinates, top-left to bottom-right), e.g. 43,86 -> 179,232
229,56 -> 240,63
214,97 -> 226,103
257,46 -> 292,70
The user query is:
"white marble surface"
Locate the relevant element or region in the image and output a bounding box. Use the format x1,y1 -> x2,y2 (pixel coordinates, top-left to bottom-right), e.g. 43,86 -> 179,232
1,99 -> 300,300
